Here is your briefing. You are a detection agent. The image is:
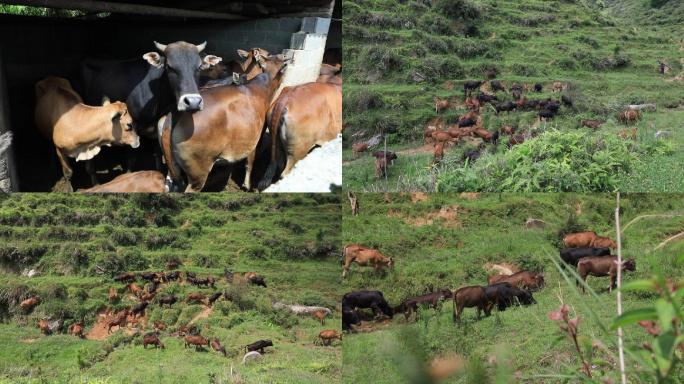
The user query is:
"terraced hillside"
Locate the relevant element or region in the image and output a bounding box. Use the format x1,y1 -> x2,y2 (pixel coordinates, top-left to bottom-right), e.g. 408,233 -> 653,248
0,193 -> 342,384
343,0 -> 684,192
342,193 -> 684,383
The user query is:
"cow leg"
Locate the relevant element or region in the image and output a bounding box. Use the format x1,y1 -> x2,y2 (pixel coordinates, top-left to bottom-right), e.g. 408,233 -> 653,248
183,156 -> 214,193
85,159 -> 99,186
242,149 -> 258,191
55,149 -> 74,192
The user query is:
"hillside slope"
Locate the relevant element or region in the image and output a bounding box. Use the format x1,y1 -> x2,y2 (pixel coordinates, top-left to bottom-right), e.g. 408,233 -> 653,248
0,194 -> 342,384
343,0 -> 684,192
342,193 -> 684,382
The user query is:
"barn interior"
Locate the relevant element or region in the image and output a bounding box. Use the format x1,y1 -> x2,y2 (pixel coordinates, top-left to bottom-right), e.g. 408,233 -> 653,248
0,0 -> 340,191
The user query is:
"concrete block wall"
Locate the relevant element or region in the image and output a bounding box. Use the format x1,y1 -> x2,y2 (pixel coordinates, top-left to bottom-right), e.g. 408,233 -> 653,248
278,18 -> 331,94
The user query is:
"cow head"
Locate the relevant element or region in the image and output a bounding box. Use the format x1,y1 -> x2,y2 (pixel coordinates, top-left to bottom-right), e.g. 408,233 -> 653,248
621,258 -> 636,272
387,257 -> 394,269
104,101 -> 140,149
237,48 -> 271,80
251,49 -> 289,82
143,41 -> 222,112
518,290 -> 536,305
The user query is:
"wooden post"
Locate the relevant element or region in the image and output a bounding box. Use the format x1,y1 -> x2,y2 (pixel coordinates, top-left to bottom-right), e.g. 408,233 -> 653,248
347,192 -> 359,216
615,192 -> 627,384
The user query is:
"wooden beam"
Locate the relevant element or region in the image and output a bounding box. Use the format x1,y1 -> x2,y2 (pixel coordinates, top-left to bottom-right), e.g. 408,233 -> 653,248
2,0 -> 248,20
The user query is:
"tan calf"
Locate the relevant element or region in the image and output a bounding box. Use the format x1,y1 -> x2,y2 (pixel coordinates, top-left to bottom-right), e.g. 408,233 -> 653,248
342,244 -> 394,277
318,330 -> 342,346
80,171 -> 166,193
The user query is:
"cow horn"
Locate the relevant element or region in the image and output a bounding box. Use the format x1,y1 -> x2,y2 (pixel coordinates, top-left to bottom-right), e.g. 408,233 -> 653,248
154,41 -> 167,52
196,41 -> 207,53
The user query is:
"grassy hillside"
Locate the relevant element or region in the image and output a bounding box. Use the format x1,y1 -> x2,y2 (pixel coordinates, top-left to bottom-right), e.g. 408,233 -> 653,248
342,0 -> 684,192
342,193 -> 684,383
0,193 -> 342,384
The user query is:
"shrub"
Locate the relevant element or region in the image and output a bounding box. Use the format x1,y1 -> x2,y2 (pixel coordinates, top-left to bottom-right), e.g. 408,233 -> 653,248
55,243 -> 90,275
418,12 -> 453,35
435,0 -> 481,20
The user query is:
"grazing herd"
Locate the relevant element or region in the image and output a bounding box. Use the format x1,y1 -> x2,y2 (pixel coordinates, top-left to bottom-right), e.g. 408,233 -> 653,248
342,229 -> 637,332
33,41 -> 341,192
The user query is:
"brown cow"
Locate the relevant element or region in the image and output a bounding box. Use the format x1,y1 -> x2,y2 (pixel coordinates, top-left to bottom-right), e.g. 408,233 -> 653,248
143,333 -> 165,349
38,319 -> 51,335
80,171 -> 166,193
187,292 -> 206,304
160,49 -> 288,192
473,128 -> 497,143
351,142 -> 369,159
577,256 -> 636,293
34,77 -> 140,188
433,141 -> 445,164
618,128 -> 637,140
487,271 -> 544,291
581,119 -> 604,129
375,156 -> 388,179
464,97 -> 480,111
452,286 -> 491,323
313,309 -> 328,325
69,322 -> 85,338
500,125 -> 516,135
342,244 -> 394,277
434,97 -> 450,113
108,287 -> 119,303
432,130 -> 455,142
107,310 -> 129,334
126,283 -> 143,297
184,335 -> 210,350
20,296 -> 40,311
259,81 -> 342,187
211,338 -> 227,356
508,134 -> 526,147
563,231 -> 617,249
424,117 -> 445,143
617,109 -> 641,124
153,321 -> 166,331
317,63 -> 342,85
318,330 -> 342,346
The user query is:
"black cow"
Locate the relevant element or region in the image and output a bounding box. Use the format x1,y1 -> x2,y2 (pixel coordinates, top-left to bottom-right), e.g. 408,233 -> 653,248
463,80 -> 483,97
539,109 -> 555,119
561,95 -> 574,107
476,92 -> 497,104
490,80 -> 505,92
394,289 -> 453,320
158,295 -> 177,307
208,292 -> 222,306
463,150 -> 481,163
166,271 -> 180,281
534,83 -> 543,92
559,247 -> 611,267
342,309 -> 361,331
140,272 -> 156,282
246,339 -> 273,353
484,283 -> 536,312
457,118 -> 477,128
342,290 -> 393,318
495,101 -> 516,114
113,272 -> 136,283
131,302 -> 149,317
247,275 -> 267,287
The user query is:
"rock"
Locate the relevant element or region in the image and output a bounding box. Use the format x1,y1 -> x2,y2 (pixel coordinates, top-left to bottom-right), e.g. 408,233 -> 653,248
21,269 -> 40,278
525,218 -> 546,229
242,351 -> 262,364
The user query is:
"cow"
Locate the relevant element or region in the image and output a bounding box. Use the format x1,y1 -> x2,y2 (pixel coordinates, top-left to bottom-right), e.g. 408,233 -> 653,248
244,272 -> 267,287
560,247 -> 611,267
107,310 -> 129,333
464,97 -> 480,111
500,125 -> 516,135
34,77 -> 140,188
342,309 -> 361,331
433,141 -> 445,164
618,128 -> 637,140
495,101 -> 516,115
490,80 -> 505,92
577,257 -> 636,293
476,92 -> 497,104
463,80 -> 483,97
192,276 -> 215,288
508,134 -> 526,148
581,119 -> 604,129
187,292 -> 206,304
434,97 -> 450,113
552,81 -> 565,92
126,283 -> 143,297
318,330 -> 342,346
394,289 -> 453,320
211,338 -> 227,357
143,332 -> 165,349
153,321 -> 166,331
534,83 -> 543,92
208,292 -> 222,306
342,244 -> 394,277
38,319 -> 51,335
563,231 -> 617,249
166,271 -> 181,281
487,270 -> 544,291
372,151 -> 398,165
457,118 -> 477,128
452,286 -> 490,323
184,335 -> 210,350
317,63 -> 342,85
69,321 -> 85,338
131,302 -> 149,317
246,339 -> 273,354
159,295 -> 177,307
160,50 -> 288,192
617,109 -> 641,124
463,149 -> 481,163
140,292 -> 156,302
561,95 -> 574,107
257,81 -> 342,189
20,296 -> 40,312
538,109 -> 556,120
80,170 -> 167,193
342,290 -> 393,319
483,282 -> 536,312
108,287 -> 119,303
113,272 -> 136,283
140,272 -> 156,282
375,155 -> 388,179
352,142 -> 369,159
473,128 -> 498,144
313,309 -> 328,325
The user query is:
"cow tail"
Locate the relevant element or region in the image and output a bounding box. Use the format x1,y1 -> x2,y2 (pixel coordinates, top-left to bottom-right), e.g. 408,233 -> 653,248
452,296 -> 457,323
159,113 -> 184,191
257,102 -> 287,191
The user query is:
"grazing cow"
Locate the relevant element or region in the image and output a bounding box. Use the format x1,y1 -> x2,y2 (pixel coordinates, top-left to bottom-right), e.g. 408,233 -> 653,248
500,125 -> 516,135
143,332 -> 165,349
82,41 -> 221,139
177,324 -> 198,336
534,83 -> 543,92
375,155 -> 388,179
153,321 -> 166,331
394,289 -> 453,320
538,109 -> 556,120
108,287 -> 119,303
192,276 -> 215,288
342,309 -> 361,331
244,272 -> 267,287
313,309 -> 328,325
160,50 -> 288,192
372,151 -> 398,165
34,77 -> 140,187
577,257 -> 636,293
126,283 -> 143,297
463,80 -> 483,97
434,97 -> 450,113
490,80 -> 505,92
552,81 -> 565,92
342,244 -> 394,277
563,231 -> 617,249
581,119 -> 604,129
187,292 -> 206,304
114,272 -> 136,283
131,302 -> 149,317
560,247 -> 611,267
561,95 -> 573,107
617,109 -> 641,124
107,310 -> 129,333
38,319 -> 51,335
211,338 -> 227,356
258,81 -> 342,188
80,170 -> 167,193
457,118 -> 477,128
342,290 -> 394,318
452,286 -> 490,323
487,270 -> 544,291
246,339 -> 273,354
184,335 -> 210,350
473,128 -> 498,144
318,330 -> 342,346
208,292 -> 222,306
159,295 -> 177,307
483,283 -> 536,311
433,141 -> 445,164
140,292 -> 156,302
140,272 -> 156,282
166,271 -> 181,281
352,142 -> 369,158
69,322 -> 85,338
618,128 -> 637,140
476,92 -> 497,104
495,101 -> 516,115
20,296 -> 40,311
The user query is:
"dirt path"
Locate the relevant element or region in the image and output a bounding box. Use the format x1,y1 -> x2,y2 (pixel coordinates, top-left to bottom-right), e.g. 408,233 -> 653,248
188,306 -> 213,325
85,311 -> 145,341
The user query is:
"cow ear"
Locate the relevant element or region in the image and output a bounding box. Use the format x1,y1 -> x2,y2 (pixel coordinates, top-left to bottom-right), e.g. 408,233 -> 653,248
143,52 -> 164,68
101,96 -> 111,106
201,55 -> 222,70
237,49 -> 250,59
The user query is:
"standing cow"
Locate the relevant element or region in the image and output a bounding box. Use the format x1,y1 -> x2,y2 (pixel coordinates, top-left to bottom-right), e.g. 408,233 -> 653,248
342,244 -> 394,277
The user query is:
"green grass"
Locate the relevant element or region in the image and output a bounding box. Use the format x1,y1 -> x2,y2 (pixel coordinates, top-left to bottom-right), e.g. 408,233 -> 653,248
342,193 -> 684,383
343,0 -> 684,192
0,194 -> 342,383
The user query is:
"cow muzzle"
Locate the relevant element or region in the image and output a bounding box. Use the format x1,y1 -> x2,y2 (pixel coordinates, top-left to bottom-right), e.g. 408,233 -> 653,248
178,94 -> 204,111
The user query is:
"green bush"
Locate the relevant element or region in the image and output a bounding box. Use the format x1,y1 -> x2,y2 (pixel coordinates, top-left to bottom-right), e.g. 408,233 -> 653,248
435,0 -> 481,20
